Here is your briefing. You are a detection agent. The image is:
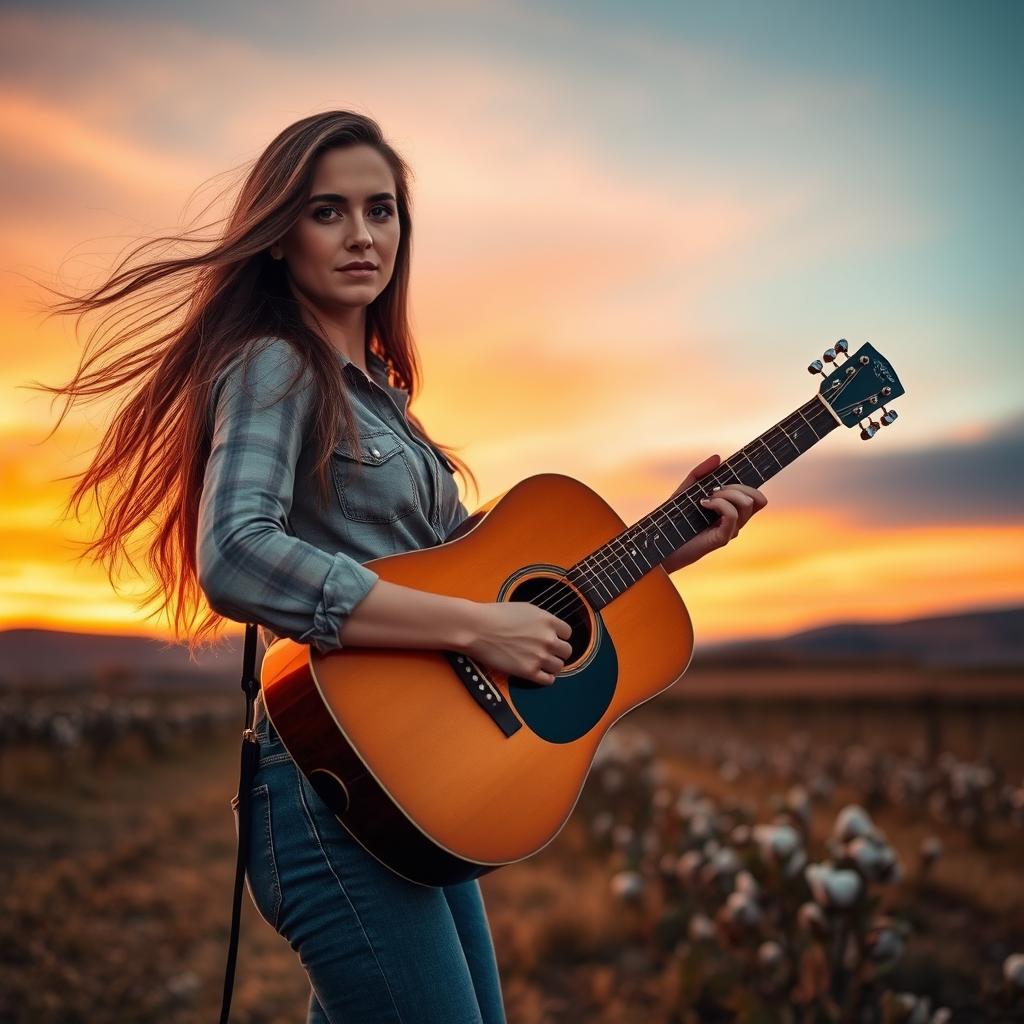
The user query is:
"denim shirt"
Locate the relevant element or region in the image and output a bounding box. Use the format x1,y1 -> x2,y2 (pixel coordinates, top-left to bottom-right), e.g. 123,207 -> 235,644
196,335 -> 470,653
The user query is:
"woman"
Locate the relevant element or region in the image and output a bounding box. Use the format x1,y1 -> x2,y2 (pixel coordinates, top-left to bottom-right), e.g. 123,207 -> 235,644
41,110 -> 766,1022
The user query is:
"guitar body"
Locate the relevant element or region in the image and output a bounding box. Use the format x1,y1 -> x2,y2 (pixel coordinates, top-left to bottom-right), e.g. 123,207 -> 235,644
261,472 -> 695,886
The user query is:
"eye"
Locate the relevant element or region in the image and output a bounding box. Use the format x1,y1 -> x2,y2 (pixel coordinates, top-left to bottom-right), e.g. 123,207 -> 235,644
313,204 -> 395,223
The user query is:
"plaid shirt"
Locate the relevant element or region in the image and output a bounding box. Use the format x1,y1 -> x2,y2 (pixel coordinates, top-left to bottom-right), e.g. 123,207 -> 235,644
197,336 -> 469,653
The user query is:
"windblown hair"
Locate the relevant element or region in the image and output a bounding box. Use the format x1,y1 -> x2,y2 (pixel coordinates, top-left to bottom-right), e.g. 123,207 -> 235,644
33,110 -> 478,649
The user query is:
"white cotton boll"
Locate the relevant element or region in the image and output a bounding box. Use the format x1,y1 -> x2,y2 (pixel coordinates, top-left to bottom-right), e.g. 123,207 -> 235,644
756,940 -> 784,970
676,850 -> 704,887
805,863 -> 863,910
687,912 -> 717,943
730,824 -> 752,846
610,870 -> 645,904
734,870 -> 762,901
833,804 -> 876,843
1004,953 -> 1024,988
689,812 -> 713,841
723,891 -> 762,929
845,836 -> 899,884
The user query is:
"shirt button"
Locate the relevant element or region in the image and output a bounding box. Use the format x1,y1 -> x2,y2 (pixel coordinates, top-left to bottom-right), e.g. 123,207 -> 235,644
370,447 -> 380,457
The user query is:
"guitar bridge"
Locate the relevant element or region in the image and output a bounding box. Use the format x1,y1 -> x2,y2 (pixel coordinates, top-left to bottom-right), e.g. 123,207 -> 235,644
443,652 -> 522,737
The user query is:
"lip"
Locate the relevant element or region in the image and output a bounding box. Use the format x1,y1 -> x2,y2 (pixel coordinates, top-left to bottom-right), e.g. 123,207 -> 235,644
337,267 -> 376,279
337,262 -> 377,271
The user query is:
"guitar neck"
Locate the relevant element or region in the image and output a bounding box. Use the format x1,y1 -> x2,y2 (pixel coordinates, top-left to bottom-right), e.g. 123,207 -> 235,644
570,394 -> 841,610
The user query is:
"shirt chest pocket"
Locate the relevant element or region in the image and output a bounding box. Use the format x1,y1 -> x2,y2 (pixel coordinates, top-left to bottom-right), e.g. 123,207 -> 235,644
331,429 -> 420,524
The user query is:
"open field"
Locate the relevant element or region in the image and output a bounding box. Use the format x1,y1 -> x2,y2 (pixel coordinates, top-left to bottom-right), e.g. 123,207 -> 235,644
1,666 -> 1023,1022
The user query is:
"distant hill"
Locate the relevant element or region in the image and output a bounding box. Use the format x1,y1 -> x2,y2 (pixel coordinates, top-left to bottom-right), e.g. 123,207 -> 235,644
696,603 -> 1024,671
2,603 -> 1022,689
0,628 -> 244,688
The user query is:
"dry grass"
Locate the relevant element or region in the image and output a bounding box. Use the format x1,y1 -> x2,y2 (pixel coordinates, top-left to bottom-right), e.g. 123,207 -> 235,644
2,674 -> 1023,1021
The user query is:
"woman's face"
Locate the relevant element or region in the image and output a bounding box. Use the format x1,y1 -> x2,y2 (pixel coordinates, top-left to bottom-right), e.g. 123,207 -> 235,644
272,144 -> 400,312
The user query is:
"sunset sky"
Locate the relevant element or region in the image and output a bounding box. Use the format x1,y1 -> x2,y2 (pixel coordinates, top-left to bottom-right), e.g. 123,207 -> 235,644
1,0 -> 1022,646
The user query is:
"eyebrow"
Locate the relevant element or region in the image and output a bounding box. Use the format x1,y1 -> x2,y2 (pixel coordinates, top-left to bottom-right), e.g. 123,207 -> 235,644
307,192 -> 396,204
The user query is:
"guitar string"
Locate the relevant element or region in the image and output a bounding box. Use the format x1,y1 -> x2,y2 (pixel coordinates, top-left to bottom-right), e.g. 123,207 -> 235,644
534,371 -> 870,621
517,401 -> 825,626
521,396 -> 840,626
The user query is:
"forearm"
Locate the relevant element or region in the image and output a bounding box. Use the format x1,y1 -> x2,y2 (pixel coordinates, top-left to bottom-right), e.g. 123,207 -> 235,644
337,578 -> 480,653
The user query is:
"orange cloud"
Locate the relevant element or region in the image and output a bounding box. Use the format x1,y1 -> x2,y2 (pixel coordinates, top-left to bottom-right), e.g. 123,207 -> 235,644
673,512 -> 1024,644
2,416 -> 1020,644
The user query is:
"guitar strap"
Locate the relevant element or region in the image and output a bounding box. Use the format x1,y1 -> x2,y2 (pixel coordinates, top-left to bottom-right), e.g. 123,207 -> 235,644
219,621 -> 261,1024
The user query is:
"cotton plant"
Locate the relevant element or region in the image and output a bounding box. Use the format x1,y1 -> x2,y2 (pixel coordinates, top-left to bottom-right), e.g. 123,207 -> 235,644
589,732 -> 959,1022
663,718 -> 1023,846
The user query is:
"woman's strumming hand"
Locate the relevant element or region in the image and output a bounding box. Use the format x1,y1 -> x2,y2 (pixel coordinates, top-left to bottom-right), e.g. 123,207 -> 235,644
464,602 -> 573,686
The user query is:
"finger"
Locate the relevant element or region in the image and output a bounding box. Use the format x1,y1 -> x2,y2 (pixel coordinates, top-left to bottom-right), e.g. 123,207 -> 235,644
728,491 -> 756,527
731,485 -> 760,504
673,454 -> 721,497
700,496 -> 739,540
736,485 -> 767,510
740,486 -> 767,511
711,484 -> 756,504
714,483 -> 766,506
707,488 -> 754,525
688,454 -> 721,484
552,617 -> 572,641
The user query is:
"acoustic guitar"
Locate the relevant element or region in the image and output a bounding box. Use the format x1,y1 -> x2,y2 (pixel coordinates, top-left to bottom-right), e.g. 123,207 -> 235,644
261,339 -> 905,886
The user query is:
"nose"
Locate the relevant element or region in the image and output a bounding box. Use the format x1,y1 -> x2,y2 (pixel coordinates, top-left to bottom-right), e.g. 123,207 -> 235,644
346,217 -> 374,249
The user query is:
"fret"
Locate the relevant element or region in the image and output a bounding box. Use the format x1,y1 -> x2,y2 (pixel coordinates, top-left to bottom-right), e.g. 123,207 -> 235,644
677,506 -> 701,533
572,395 -> 839,610
754,436 -> 784,471
606,540 -> 630,589
736,450 -> 765,484
777,414 -> 804,453
770,427 -> 795,459
797,406 -> 823,439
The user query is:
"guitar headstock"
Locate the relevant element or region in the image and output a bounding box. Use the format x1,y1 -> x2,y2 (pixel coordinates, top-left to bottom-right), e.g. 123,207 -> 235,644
810,340 -> 905,439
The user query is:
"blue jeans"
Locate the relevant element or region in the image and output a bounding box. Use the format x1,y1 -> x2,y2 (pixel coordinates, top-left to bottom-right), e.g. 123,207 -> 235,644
231,709 -> 507,1023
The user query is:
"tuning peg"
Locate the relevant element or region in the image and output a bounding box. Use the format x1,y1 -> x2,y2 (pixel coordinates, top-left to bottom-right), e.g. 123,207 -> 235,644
880,407 -> 899,426
860,417 -> 880,440
823,347 -> 838,363
835,338 -> 849,355
807,359 -> 824,376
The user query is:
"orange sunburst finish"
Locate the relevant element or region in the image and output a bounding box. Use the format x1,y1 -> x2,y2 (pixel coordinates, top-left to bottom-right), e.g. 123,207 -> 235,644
262,473 -> 695,886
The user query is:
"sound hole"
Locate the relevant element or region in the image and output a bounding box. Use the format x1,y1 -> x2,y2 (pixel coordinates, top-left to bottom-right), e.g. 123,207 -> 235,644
507,574 -> 592,670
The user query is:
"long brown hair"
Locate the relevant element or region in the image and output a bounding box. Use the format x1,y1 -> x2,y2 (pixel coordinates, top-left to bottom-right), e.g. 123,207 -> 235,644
32,110 -> 478,648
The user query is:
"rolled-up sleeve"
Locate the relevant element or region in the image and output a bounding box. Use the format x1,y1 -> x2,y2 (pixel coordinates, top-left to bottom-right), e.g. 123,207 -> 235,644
196,337 -> 379,653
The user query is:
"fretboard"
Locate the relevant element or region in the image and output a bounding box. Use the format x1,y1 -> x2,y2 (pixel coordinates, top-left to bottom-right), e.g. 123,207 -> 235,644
570,395 -> 840,610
